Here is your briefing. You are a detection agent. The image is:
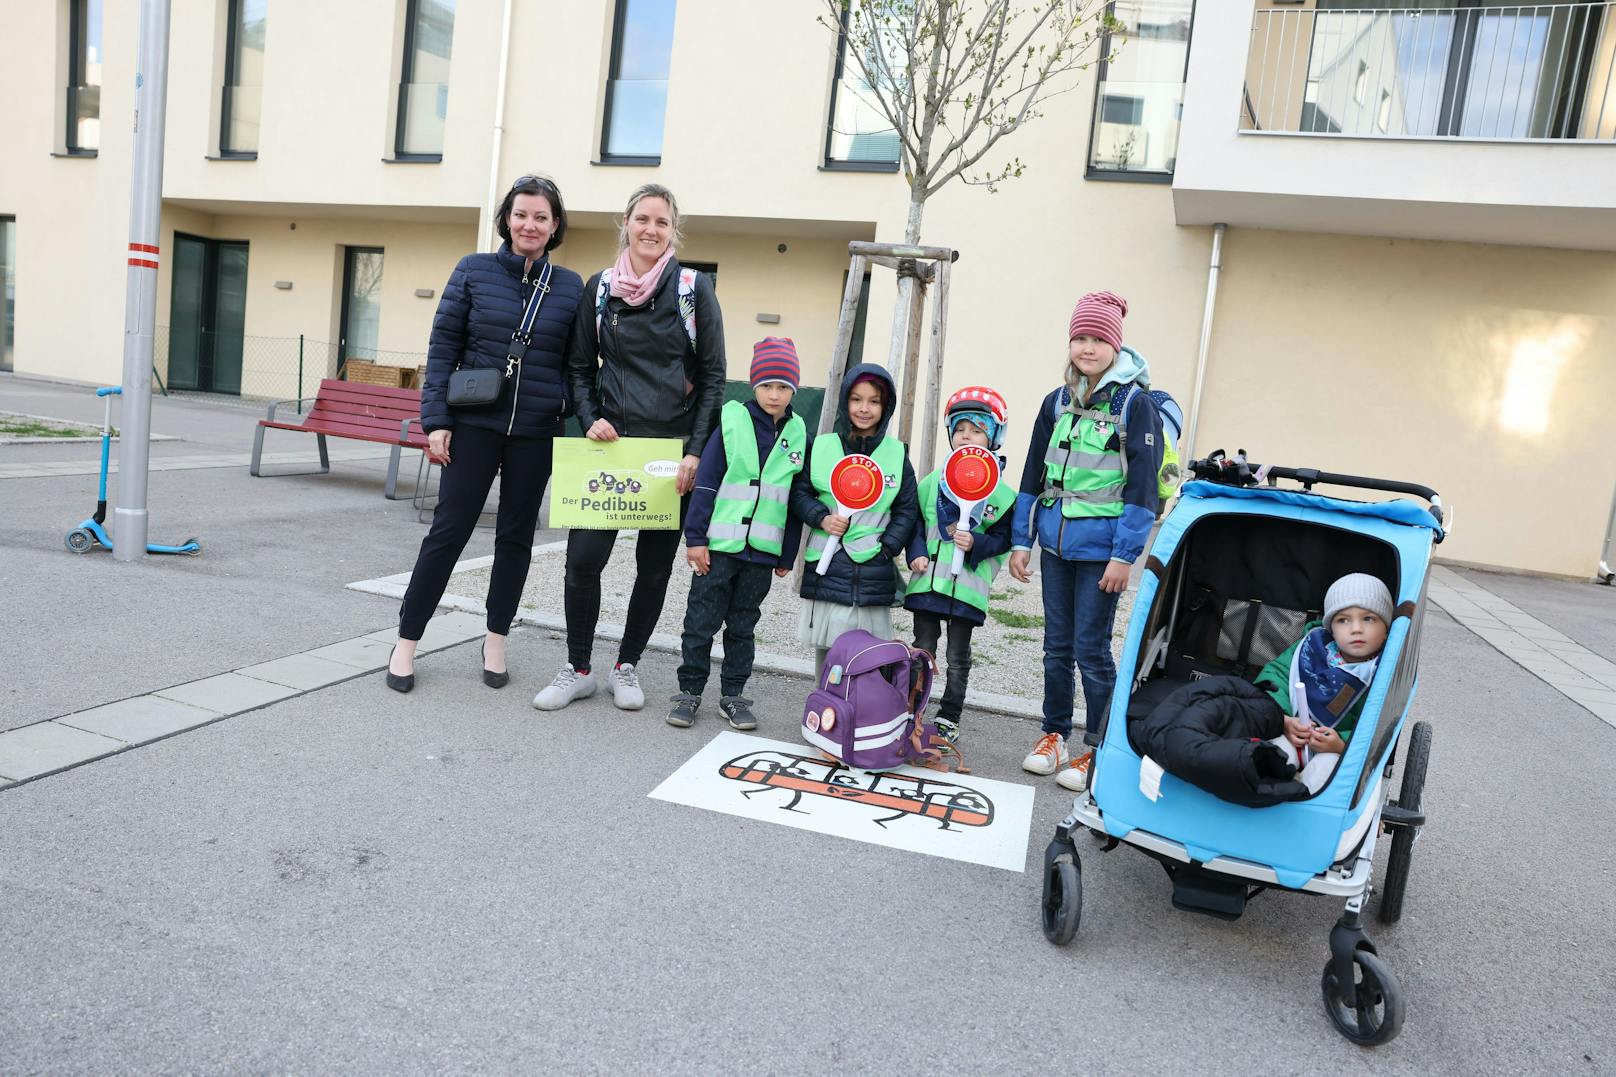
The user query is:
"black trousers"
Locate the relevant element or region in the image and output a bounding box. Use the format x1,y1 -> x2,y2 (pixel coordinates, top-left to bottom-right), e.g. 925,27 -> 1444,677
677,553 -> 775,698
912,610 -> 975,728
563,495 -> 689,671
398,423 -> 553,640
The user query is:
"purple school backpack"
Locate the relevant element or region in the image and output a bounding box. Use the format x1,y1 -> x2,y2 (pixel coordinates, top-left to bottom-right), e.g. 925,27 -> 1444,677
801,629 -> 962,772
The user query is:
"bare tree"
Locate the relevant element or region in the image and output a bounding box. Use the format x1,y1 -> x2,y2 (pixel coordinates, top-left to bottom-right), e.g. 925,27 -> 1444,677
821,0 -> 1119,369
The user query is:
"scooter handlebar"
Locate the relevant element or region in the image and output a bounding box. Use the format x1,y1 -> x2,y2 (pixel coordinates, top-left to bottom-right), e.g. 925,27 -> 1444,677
96,386 -> 123,397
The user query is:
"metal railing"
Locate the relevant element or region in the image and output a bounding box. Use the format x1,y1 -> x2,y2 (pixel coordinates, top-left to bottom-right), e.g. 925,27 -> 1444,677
151,327 -> 426,408
1243,3 -> 1616,141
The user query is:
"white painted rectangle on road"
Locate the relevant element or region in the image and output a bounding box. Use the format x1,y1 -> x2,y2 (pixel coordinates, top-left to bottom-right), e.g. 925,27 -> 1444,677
649,732 -> 1035,872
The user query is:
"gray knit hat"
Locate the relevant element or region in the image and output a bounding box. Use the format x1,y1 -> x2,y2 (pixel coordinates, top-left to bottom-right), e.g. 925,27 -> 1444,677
1323,573 -> 1394,625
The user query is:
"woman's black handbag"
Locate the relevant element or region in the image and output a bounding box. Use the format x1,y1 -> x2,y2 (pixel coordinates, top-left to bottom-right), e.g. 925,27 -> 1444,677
446,261 -> 553,409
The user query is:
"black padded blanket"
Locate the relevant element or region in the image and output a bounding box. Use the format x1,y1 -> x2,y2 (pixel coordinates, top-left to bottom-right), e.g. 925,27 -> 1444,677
1129,675 -> 1311,808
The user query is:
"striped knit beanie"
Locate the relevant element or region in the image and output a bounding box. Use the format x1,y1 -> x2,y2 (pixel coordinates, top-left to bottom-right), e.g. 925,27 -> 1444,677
750,337 -> 801,391
1069,291 -> 1129,352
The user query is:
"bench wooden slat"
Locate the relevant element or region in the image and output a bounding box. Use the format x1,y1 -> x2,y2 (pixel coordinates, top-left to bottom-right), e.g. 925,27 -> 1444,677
260,421 -> 425,448
308,398 -> 421,424
315,377 -> 422,402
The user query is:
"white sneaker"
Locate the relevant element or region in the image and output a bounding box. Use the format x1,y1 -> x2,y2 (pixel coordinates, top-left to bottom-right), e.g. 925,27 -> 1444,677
1055,750 -> 1095,792
608,663 -> 645,710
1021,732 -> 1071,776
532,665 -> 598,711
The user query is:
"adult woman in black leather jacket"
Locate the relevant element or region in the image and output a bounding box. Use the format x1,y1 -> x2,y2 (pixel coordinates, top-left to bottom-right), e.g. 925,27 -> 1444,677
533,183 -> 725,713
388,175 -> 583,693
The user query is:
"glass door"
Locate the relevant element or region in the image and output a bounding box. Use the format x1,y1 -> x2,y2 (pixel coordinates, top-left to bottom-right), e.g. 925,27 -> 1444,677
338,246 -> 384,374
167,233 -> 248,394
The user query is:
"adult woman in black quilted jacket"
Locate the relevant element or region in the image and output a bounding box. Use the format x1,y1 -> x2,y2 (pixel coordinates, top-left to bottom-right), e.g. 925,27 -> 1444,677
534,183 -> 726,713
388,175 -> 584,693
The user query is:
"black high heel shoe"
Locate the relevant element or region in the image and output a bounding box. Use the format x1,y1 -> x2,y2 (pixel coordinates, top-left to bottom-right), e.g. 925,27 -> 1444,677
481,640 -> 509,689
386,644 -> 414,693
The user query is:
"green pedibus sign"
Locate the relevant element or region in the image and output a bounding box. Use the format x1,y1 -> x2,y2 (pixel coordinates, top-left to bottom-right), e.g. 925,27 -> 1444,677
550,436 -> 683,531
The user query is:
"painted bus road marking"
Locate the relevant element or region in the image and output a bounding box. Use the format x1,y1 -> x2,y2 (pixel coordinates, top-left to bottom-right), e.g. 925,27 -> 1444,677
719,749 -> 993,831
650,732 -> 1034,872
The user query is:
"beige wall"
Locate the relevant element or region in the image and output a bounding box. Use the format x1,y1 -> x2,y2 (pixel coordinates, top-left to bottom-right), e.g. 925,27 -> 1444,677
4,0 -> 1613,576
1202,228 -> 1616,578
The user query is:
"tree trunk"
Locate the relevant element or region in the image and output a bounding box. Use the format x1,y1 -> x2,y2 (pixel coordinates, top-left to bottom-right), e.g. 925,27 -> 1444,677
884,193 -> 928,388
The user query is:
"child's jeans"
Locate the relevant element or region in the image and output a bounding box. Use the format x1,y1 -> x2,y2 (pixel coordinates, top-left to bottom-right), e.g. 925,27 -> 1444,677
677,553 -> 775,698
1040,555 -> 1122,743
1266,737 -> 1341,794
911,610 -> 973,733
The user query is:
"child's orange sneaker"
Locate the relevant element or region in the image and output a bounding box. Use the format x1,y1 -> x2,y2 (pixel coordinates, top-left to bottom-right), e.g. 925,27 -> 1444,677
1055,750 -> 1094,792
1021,732 -> 1070,776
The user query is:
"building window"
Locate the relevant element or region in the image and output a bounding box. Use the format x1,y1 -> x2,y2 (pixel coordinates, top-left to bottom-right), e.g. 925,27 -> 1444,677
1285,2 -> 1615,140
396,0 -> 457,159
824,7 -> 902,171
1,218 -> 15,372
1086,0 -> 1195,180
220,0 -> 266,157
600,0 -> 676,163
66,0 -> 103,153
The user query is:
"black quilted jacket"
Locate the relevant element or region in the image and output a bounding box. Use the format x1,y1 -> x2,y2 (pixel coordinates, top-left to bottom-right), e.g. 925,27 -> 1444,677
418,243 -> 584,438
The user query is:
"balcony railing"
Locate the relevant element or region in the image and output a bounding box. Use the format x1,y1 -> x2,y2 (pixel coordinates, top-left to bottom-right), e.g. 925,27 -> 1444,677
1242,3 -> 1616,141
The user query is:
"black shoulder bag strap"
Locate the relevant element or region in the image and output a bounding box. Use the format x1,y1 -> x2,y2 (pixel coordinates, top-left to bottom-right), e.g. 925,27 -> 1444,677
504,261 -> 554,377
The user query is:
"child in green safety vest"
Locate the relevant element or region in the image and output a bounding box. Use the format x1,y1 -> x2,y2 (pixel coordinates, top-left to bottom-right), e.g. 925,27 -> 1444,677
668,338 -> 811,731
902,386 -> 1017,745
789,363 -> 920,678
1008,291 -> 1163,793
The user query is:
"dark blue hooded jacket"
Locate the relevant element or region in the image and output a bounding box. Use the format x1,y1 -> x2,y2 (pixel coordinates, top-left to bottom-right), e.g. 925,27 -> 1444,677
789,363 -> 919,608
419,243 -> 584,438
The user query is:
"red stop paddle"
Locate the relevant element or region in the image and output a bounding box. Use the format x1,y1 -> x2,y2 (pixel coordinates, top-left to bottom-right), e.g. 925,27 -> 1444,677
817,454 -> 885,574
941,445 -> 1001,576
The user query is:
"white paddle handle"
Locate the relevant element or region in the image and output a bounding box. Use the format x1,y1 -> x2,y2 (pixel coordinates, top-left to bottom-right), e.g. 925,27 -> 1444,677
816,505 -> 850,575
948,498 -> 985,577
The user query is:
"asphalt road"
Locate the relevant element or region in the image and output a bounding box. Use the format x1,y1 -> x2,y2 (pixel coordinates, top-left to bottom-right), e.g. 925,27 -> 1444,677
3,375 -> 1613,1073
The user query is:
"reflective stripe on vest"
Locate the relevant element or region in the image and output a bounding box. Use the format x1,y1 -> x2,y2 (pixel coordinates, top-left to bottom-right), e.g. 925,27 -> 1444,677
1040,396 -> 1125,519
803,433 -> 906,564
904,470 -> 1018,614
708,400 -> 806,556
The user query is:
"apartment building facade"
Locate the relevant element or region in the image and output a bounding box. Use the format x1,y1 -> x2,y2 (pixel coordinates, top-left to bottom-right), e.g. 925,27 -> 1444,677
2,0 -> 1613,579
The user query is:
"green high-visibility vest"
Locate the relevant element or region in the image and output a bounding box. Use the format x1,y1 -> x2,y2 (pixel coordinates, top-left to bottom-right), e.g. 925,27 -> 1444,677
707,401 -> 807,557
904,469 -> 1018,614
804,433 -> 906,565
1041,393 -> 1125,519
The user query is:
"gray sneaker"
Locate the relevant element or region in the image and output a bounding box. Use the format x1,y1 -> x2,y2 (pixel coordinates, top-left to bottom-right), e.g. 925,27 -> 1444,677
719,696 -> 758,731
532,664 -> 598,711
608,663 -> 646,710
666,693 -> 701,728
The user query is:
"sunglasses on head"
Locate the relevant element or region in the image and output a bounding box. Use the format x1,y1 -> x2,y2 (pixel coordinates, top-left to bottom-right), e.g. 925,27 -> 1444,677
512,174 -> 557,192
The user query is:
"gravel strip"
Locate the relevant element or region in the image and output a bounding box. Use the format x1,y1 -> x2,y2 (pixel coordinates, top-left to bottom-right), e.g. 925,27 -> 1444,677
448,535 -> 1135,702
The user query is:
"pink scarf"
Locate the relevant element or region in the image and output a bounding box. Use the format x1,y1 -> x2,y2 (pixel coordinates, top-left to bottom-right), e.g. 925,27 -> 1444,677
608,247 -> 675,307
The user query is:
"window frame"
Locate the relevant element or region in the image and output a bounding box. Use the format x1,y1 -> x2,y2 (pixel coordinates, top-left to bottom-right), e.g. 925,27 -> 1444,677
218,0 -> 260,159
597,0 -> 669,167
1083,0 -> 1198,184
65,0 -> 98,155
821,7 -> 902,174
393,0 -> 448,163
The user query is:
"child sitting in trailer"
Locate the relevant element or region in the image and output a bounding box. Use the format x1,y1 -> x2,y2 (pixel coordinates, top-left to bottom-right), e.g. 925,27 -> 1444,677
1253,573 -> 1394,794
1131,573 -> 1394,805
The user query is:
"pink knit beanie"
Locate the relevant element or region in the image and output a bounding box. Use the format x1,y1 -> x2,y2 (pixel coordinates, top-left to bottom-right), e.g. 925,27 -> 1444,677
1068,291 -> 1129,352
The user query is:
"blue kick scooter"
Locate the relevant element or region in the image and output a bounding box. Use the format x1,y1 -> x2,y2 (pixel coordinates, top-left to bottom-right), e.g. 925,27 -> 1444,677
64,386 -> 202,556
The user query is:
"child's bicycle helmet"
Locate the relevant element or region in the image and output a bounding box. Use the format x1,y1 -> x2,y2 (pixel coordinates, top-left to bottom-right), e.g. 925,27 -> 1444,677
944,386 -> 1009,451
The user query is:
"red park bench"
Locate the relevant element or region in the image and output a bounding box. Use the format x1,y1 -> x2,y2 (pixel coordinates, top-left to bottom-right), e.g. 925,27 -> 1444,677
250,378 -> 428,500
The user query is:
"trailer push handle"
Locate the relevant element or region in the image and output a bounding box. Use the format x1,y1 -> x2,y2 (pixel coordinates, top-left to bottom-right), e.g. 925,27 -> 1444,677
1189,450 -> 1444,528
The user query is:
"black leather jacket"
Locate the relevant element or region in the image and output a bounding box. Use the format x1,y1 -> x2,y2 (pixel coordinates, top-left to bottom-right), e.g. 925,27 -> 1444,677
565,260 -> 726,457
